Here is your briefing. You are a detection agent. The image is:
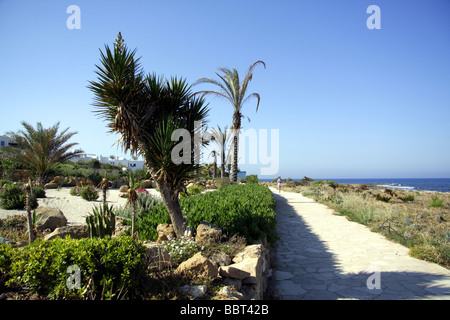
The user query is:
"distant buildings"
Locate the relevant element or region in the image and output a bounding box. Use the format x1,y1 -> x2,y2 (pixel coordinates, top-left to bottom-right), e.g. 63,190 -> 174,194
0,135 -> 17,148
71,153 -> 145,172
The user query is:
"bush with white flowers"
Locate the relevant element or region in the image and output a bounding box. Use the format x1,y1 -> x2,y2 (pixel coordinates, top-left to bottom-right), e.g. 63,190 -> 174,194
160,236 -> 201,264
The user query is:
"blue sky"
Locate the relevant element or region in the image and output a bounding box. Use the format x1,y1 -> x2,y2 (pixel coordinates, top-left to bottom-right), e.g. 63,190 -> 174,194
0,0 -> 449,179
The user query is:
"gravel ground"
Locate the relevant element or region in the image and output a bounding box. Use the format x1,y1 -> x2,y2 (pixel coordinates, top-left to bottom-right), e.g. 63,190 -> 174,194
0,187 -> 161,225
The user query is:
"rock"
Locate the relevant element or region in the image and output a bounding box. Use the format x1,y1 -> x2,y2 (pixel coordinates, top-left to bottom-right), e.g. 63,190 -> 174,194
219,286 -> 232,297
403,218 -> 413,226
114,217 -> 131,237
219,264 -> 251,280
44,182 -> 58,189
184,226 -> 194,238
196,221 -> 222,244
35,207 -> 67,231
141,180 -> 153,188
233,244 -> 262,263
220,254 -> 263,285
223,277 -> 242,291
441,232 -> 450,242
12,241 -> 28,248
0,237 -> 11,244
208,251 -> 231,267
175,252 -> 218,279
181,285 -> 208,298
44,225 -> 88,240
156,224 -> 176,243
119,185 -> 129,192
143,241 -> 172,269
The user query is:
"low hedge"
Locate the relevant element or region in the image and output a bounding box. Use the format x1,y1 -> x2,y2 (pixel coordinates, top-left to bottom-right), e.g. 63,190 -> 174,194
136,184 -> 277,244
1,236 -> 147,299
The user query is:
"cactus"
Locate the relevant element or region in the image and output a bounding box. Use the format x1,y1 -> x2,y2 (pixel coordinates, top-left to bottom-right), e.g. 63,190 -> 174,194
86,204 -> 116,238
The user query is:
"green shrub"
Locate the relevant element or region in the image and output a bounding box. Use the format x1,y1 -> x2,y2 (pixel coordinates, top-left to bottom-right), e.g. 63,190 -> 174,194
399,194 -> 415,202
86,204 -> 116,238
136,184 -> 278,244
375,194 -> 391,203
328,181 -> 340,189
0,184 -> 38,210
246,174 -> 259,184
70,186 -> 81,196
430,196 -> 444,208
79,185 -> 99,201
33,186 -> 46,198
87,172 -> 103,186
216,177 -> 230,190
116,192 -> 162,220
4,237 -> 147,299
0,179 -> 13,187
187,184 -> 204,195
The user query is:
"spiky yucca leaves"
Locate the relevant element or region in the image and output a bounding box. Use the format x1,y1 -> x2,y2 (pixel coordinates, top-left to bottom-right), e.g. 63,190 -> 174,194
195,61 -> 265,182
88,33 -> 209,237
0,122 -> 83,186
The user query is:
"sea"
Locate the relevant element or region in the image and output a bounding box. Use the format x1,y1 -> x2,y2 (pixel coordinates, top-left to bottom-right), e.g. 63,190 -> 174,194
260,178 -> 450,193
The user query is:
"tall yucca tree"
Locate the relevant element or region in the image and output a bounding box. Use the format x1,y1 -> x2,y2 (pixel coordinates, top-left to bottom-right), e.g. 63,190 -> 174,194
0,121 -> 83,186
88,33 -> 209,237
195,61 -> 265,182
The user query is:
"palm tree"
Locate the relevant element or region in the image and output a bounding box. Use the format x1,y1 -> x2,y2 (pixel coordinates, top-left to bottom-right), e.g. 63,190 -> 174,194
209,150 -> 217,179
208,125 -> 232,178
0,121 -> 83,186
195,61 -> 265,182
88,33 -> 209,237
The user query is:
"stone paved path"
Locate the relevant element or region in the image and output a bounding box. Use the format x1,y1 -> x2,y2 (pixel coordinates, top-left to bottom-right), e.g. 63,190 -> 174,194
269,188 -> 450,300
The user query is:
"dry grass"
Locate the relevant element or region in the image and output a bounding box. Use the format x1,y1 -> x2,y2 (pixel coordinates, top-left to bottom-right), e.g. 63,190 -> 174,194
270,181 -> 450,269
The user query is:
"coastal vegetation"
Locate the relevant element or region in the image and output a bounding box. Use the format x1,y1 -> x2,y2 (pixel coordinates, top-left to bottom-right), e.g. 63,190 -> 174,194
134,183 -> 277,245
276,180 -> 450,268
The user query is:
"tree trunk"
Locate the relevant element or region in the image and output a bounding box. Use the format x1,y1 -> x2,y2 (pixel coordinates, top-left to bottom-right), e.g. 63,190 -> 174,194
25,178 -> 35,244
230,112 -> 241,182
221,152 -> 225,178
230,132 -> 239,182
155,180 -> 186,238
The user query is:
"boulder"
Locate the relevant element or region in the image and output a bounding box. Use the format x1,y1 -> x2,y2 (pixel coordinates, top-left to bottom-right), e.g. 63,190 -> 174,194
219,263 -> 251,280
113,217 -> 131,237
35,207 -> 67,231
44,225 -> 88,240
208,251 -> 231,267
220,255 -> 263,285
143,241 -> 172,269
232,244 -> 262,263
141,180 -> 153,188
181,285 -> 208,298
119,185 -> 129,192
44,182 -> 58,189
196,221 -> 222,244
156,223 -> 176,243
175,252 -> 218,279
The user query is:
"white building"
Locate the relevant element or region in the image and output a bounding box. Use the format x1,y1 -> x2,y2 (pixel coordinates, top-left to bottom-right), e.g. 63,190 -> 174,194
0,135 -> 17,148
72,153 -> 145,172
